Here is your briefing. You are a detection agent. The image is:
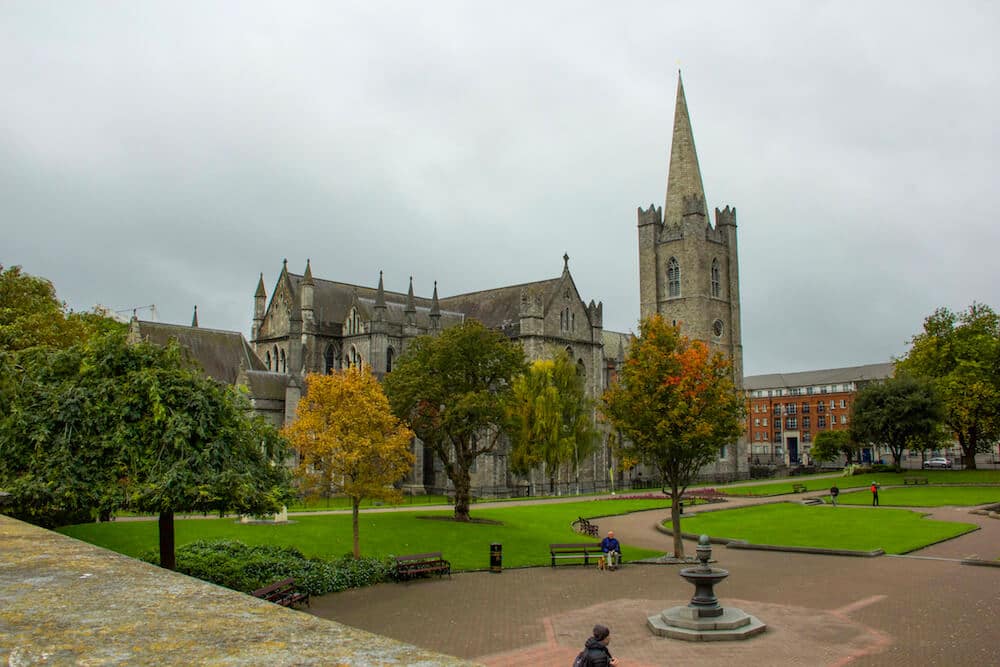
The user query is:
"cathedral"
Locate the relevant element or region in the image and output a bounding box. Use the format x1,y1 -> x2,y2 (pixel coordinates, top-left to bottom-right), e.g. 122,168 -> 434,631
130,74 -> 746,494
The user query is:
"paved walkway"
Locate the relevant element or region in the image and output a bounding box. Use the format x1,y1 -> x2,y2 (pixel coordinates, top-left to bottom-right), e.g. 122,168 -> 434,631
308,489 -> 1000,666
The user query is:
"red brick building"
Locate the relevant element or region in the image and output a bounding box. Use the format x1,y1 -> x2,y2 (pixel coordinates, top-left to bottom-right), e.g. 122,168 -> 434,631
743,363 -> 894,466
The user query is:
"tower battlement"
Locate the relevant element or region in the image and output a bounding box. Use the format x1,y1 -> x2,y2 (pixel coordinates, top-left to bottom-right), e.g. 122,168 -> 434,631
637,204 -> 662,227
715,205 -> 737,227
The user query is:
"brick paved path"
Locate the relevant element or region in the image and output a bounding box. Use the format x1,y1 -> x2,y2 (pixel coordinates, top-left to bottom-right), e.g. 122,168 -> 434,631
309,494 -> 1000,666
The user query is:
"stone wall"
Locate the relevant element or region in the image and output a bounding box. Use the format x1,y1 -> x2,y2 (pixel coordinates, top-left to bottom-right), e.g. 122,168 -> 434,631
0,515 -> 473,666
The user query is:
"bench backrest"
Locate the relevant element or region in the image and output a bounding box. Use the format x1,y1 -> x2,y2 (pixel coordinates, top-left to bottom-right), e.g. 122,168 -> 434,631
253,578 -> 295,596
396,552 -> 443,562
550,543 -> 602,550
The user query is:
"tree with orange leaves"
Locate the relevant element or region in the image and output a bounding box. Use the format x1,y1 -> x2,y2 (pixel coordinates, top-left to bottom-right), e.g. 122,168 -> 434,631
283,369 -> 415,558
601,315 -> 744,558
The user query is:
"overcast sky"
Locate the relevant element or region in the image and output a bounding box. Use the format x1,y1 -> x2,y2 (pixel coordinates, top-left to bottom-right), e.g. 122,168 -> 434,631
3,2 -> 997,376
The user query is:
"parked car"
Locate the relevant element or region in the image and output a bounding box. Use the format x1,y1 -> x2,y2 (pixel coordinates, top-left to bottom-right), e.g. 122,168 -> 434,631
922,457 -> 952,469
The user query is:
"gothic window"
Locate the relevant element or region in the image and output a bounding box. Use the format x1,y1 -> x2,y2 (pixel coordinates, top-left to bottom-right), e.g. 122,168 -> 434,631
265,350 -> 272,370
667,257 -> 681,297
280,348 -> 286,373
272,345 -> 278,370
711,258 -> 721,298
346,345 -> 360,369
571,312 -> 575,331
346,308 -> 361,335
577,358 -> 586,378
386,347 -> 395,373
324,344 -> 337,374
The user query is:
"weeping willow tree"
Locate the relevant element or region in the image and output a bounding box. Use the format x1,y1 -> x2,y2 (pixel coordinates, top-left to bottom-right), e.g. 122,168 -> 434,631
509,353 -> 598,494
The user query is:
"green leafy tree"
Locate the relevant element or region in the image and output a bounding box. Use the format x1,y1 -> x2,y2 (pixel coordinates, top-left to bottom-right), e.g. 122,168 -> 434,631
0,333 -> 292,569
811,430 -> 857,466
383,320 -> 526,521
849,375 -> 944,470
0,264 -> 123,351
508,353 -> 598,494
897,303 -> 1000,469
601,315 -> 744,558
283,370 -> 415,558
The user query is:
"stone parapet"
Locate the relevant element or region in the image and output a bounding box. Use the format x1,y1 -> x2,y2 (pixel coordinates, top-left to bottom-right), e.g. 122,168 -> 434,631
0,515 -> 474,666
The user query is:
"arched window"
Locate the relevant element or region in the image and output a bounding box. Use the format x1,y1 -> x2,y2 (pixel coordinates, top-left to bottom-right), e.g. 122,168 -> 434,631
265,350 -> 272,370
577,358 -> 586,378
280,348 -> 287,373
346,308 -> 362,335
324,344 -> 337,374
272,345 -> 278,370
711,258 -> 721,298
386,347 -> 395,373
571,312 -> 575,331
346,346 -> 360,369
667,257 -> 681,298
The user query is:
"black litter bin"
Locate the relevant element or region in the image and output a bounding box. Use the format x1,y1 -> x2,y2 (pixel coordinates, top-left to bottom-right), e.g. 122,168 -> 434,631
490,543 -> 502,573
679,501 -> 684,515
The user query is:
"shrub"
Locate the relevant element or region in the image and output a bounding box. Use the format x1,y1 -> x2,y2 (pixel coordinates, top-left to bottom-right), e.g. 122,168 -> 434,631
140,540 -> 394,596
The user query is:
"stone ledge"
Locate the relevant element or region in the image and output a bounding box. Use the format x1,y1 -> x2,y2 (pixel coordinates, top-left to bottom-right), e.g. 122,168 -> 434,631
725,540 -> 884,558
0,515 -> 474,666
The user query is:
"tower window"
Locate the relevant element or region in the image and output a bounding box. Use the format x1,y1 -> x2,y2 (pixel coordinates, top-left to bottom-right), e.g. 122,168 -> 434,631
667,257 -> 681,298
711,258 -> 721,298
324,344 -> 337,374
386,347 -> 395,373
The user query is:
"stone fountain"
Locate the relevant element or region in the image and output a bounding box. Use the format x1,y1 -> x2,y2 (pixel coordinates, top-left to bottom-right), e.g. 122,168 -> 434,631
647,535 -> 766,641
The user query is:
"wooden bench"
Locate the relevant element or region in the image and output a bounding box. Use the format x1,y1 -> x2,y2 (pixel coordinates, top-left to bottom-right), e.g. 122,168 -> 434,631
252,578 -> 309,608
791,483 -> 808,493
572,517 -> 599,537
549,543 -> 603,567
903,477 -> 929,485
394,552 -> 451,580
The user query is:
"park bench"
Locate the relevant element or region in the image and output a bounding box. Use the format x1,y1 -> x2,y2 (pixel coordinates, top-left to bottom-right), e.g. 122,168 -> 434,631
252,578 -> 309,608
903,477 -> 929,485
394,552 -> 451,580
571,516 -> 599,537
791,483 -> 807,493
549,542 -> 603,567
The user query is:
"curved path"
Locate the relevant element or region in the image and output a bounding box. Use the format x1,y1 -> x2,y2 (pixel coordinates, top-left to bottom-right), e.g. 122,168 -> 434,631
308,488 -> 1000,666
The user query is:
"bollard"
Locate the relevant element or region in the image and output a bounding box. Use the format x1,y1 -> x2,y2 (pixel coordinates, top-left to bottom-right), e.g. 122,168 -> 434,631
490,543 -> 502,573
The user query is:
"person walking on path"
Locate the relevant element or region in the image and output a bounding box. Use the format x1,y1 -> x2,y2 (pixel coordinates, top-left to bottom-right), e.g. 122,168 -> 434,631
576,624 -> 618,667
600,531 -> 622,570
871,481 -> 879,506
830,484 -> 839,507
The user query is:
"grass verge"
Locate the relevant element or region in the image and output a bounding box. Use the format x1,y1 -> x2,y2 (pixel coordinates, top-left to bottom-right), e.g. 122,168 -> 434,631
835,486 -> 1000,507
676,502 -> 976,554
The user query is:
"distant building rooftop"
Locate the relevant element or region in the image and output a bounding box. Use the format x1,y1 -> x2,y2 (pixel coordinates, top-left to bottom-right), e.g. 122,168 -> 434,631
744,362 -> 895,391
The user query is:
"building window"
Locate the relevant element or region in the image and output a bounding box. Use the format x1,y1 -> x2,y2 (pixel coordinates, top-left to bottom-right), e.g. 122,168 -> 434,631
830,400 -> 835,410
265,350 -> 272,370
841,415 -> 848,424
803,416 -> 811,428
324,344 -> 337,374
803,432 -> 812,443
762,417 -> 768,427
786,417 -> 797,429
711,259 -> 721,298
754,418 -> 760,427
773,405 -> 781,415
773,432 -> 782,443
817,402 -> 825,413
801,402 -> 810,413
667,257 -> 681,298
818,416 -> 826,428
280,349 -> 286,373
386,347 -> 395,373
719,445 -> 728,459
785,403 -> 796,415
840,399 -> 847,408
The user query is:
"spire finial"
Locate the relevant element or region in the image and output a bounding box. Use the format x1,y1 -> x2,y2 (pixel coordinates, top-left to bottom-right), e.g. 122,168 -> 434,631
430,280 -> 441,319
375,270 -> 386,310
405,276 -> 416,314
563,252 -> 570,271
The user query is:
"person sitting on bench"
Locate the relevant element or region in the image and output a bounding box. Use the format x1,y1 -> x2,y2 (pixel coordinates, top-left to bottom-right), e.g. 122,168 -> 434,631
600,531 -> 622,570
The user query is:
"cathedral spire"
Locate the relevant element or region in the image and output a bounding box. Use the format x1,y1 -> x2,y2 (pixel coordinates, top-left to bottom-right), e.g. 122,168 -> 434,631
375,270 -> 386,309
191,305 -> 198,328
405,277 -> 416,313
429,280 -> 441,325
663,71 -> 708,227
303,258 -> 314,285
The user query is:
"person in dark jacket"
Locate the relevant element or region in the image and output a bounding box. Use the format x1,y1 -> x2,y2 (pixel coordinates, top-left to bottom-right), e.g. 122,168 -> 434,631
582,624 -> 618,667
600,531 -> 622,570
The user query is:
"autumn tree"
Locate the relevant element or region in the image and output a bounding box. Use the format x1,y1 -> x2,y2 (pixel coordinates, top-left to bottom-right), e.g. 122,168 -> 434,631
0,264 -> 123,351
383,320 -> 526,521
0,333 -> 292,569
897,303 -> 1000,469
601,315 -> 744,558
850,375 -> 944,470
283,370 -> 414,558
811,430 -> 857,466
508,353 -> 598,494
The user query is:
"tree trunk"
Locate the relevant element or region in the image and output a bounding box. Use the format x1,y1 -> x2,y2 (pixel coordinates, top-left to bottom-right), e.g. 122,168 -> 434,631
670,484 -> 684,559
960,433 -> 977,470
352,498 -> 361,559
158,510 -> 175,570
453,473 -> 471,522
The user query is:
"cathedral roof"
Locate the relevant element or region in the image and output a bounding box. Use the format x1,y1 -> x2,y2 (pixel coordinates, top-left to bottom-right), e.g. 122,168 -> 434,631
437,277 -> 562,330
132,320 -> 266,384
242,369 -> 290,400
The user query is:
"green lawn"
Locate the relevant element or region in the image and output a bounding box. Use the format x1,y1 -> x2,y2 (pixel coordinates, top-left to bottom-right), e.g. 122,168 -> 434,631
835,486 -> 1000,507
58,498 -> 673,571
721,470 -> 1000,497
677,503 -> 977,554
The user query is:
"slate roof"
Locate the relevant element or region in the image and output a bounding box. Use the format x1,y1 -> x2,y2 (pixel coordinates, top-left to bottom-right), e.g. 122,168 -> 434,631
437,278 -> 562,329
133,321 -> 265,384
243,370 -> 289,400
743,362 -> 895,391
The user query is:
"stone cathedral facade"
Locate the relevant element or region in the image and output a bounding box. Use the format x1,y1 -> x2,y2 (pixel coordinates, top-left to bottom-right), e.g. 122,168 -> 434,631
131,74 -> 746,495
